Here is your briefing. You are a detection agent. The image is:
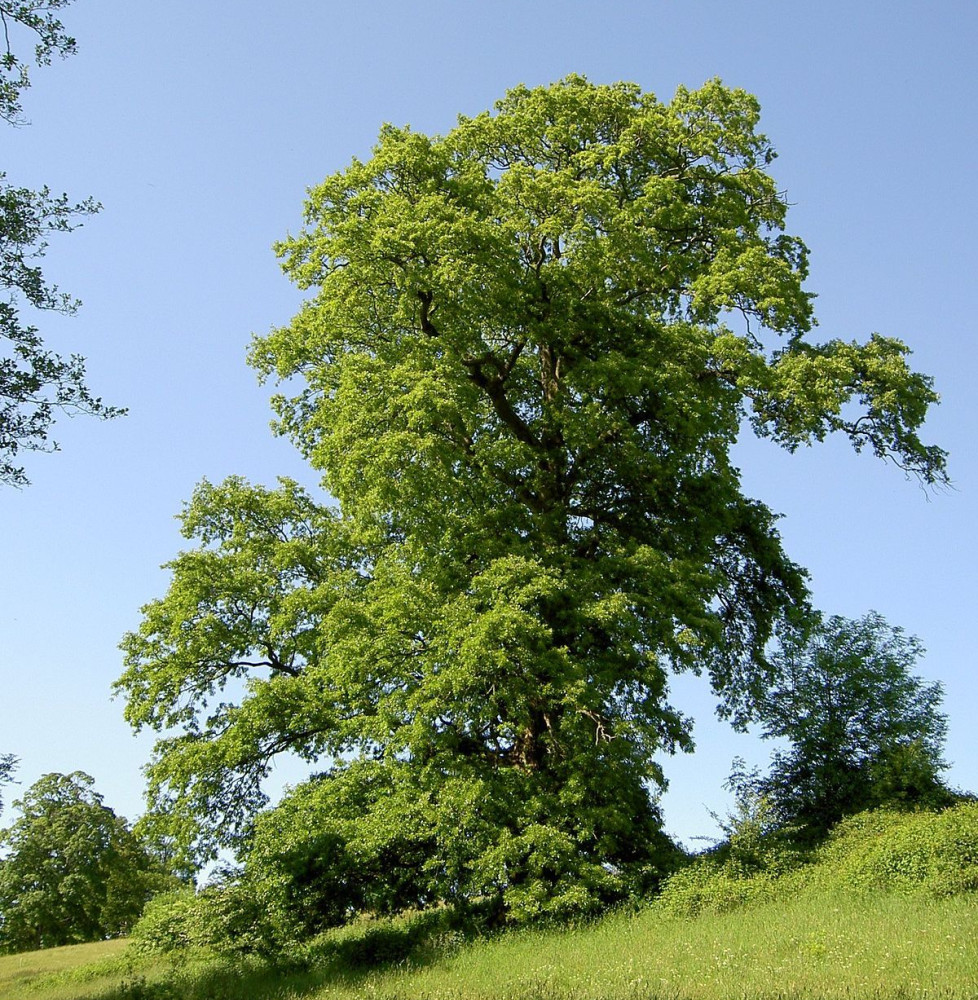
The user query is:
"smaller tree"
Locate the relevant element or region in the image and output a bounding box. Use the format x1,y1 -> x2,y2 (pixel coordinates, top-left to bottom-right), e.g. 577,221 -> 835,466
741,612 -> 952,838
0,772 -> 176,953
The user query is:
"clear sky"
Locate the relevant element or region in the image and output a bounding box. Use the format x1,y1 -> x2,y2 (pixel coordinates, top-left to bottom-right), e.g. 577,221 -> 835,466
1,0 -> 975,849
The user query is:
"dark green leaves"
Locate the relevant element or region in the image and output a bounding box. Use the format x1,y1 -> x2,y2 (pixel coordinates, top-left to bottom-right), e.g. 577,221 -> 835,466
738,612 -> 953,836
0,772 -> 177,953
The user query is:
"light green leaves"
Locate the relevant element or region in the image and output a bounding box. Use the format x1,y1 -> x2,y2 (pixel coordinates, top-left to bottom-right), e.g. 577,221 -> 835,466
120,76 -> 946,922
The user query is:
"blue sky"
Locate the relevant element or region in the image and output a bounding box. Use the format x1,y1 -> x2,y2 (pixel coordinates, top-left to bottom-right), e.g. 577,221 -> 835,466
1,0 -> 975,849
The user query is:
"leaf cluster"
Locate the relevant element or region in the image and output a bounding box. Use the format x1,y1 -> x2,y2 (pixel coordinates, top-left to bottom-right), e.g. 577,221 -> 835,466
0,1 -> 76,126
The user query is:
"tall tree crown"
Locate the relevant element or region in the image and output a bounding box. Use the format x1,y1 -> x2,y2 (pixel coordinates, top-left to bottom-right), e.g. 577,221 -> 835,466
118,78 -> 946,920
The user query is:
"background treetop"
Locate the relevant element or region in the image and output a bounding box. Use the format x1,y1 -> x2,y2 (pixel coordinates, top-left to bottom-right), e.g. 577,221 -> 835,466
0,771 -> 177,954
736,610 -> 953,837
0,0 -> 121,486
0,0 -> 76,126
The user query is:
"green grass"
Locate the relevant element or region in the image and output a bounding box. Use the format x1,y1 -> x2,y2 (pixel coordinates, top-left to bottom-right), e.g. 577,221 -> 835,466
4,892 -> 977,1000
395,892 -> 978,999
0,939 -> 132,999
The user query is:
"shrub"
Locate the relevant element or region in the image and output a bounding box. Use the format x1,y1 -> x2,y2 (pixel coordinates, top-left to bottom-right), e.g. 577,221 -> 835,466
654,801 -> 978,920
302,908 -> 462,970
811,803 -> 978,897
129,879 -> 282,957
654,858 -> 783,918
129,890 -> 200,954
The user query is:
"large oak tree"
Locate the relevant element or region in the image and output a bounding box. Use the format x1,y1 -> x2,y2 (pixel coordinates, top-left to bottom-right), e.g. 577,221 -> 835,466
118,78 -> 946,924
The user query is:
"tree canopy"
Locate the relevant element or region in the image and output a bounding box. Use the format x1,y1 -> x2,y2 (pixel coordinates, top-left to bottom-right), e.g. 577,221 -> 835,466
1,0 -> 121,486
117,77 -> 947,923
1,1 -> 77,125
735,611 -> 953,837
0,772 -> 176,953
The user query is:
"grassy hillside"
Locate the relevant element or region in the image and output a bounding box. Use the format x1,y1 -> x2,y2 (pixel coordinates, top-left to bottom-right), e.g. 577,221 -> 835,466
6,805 -> 978,1000
0,940 -> 129,998
6,893 -> 976,1000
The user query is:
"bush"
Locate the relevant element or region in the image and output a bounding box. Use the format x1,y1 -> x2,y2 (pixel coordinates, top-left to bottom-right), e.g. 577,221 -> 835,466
129,879 -> 283,957
654,801 -> 978,920
654,858 -> 783,918
129,890 -> 200,954
299,907 -> 464,970
811,803 -> 978,897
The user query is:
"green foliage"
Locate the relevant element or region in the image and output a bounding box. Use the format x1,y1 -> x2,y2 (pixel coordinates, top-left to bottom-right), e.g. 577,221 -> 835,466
132,890 -> 478,978
239,763 -> 437,941
118,77 -> 946,927
710,788 -> 802,875
656,791 -> 805,919
866,739 -> 958,811
306,909 -> 463,970
156,760 -> 683,951
0,0 -> 121,486
655,858 -> 783,918
810,804 -> 978,897
0,772 -> 178,954
128,890 -> 201,955
738,611 -> 952,837
0,1 -> 77,125
656,802 -> 978,921
129,880 -> 281,958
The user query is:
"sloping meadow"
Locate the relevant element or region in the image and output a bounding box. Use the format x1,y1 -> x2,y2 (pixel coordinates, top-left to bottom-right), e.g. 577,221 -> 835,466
7,802 -> 977,1000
